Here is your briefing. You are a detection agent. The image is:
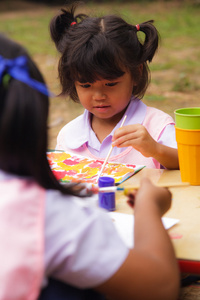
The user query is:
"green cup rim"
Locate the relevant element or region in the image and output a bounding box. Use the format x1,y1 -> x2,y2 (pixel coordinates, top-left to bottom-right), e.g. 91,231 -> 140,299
174,107 -> 200,117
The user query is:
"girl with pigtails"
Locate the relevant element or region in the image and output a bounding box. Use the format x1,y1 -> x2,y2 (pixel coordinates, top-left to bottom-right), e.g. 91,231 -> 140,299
50,2 -> 179,170
0,30 -> 179,299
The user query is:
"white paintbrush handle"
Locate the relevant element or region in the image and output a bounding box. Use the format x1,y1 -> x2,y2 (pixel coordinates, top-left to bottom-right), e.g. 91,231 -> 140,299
119,115 -> 127,127
96,115 -> 127,183
97,146 -> 113,180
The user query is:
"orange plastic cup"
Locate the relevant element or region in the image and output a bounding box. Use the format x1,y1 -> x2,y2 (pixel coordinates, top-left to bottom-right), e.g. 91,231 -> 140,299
175,127 -> 200,185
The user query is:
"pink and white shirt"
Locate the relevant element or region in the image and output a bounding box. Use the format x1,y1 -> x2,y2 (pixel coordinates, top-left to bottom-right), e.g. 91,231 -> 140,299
0,170 -> 129,298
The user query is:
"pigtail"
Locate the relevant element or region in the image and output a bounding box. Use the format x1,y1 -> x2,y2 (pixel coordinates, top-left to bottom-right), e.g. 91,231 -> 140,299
49,2 -> 87,53
136,20 -> 159,63
49,7 -> 75,53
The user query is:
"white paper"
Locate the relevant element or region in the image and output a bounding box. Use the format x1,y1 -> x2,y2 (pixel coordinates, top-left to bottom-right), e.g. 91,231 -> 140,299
109,212 -> 179,248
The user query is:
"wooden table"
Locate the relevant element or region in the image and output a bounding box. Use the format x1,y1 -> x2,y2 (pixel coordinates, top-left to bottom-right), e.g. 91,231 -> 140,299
115,168 -> 200,274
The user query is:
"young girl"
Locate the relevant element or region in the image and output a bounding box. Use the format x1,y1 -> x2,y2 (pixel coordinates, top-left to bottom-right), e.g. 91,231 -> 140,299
50,3 -> 179,170
0,33 -> 179,300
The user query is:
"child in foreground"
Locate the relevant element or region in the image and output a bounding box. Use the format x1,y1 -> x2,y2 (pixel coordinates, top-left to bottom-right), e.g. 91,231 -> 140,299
50,2 -> 179,170
0,33 -> 179,300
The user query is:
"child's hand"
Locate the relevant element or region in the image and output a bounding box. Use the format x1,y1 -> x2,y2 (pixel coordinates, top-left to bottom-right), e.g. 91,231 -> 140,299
127,178 -> 172,217
126,189 -> 137,208
112,124 -> 179,170
112,124 -> 158,158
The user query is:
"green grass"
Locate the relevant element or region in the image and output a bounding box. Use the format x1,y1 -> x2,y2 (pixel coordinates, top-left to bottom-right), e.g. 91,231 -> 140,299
0,1 -> 200,92
0,2 -> 199,54
144,94 -> 166,102
1,1 -> 199,146
0,12 -> 56,56
172,72 -> 200,92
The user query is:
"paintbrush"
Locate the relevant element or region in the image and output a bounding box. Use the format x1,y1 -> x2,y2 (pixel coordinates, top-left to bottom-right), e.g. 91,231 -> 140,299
96,115 -> 127,183
96,181 -> 190,194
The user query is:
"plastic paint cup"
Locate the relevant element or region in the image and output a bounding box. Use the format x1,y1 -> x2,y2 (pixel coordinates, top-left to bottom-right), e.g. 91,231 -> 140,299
98,176 -> 116,211
174,107 -> 200,130
175,127 -> 200,185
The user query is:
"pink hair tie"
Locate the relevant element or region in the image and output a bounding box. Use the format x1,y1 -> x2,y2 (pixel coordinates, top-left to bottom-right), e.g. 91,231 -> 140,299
135,24 -> 140,31
71,21 -> 77,26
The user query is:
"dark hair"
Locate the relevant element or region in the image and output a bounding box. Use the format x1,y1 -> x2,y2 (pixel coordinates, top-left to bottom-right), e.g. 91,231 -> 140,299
0,33 -> 81,195
49,2 -> 159,102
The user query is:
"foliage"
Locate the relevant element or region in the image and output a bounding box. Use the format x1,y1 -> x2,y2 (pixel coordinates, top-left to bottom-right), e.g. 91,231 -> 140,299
173,73 -> 200,92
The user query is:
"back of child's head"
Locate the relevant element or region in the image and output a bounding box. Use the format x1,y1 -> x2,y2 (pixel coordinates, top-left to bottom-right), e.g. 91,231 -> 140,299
50,2 -> 159,102
0,33 -> 89,195
0,33 -> 63,193
0,33 -> 49,178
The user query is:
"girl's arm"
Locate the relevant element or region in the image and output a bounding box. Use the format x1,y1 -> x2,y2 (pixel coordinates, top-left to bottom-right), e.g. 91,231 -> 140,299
152,142 -> 179,170
95,178 -> 180,300
112,124 -> 179,169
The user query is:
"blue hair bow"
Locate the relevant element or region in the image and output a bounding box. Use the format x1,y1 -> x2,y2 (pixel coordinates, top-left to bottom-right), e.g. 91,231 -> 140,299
0,55 -> 54,97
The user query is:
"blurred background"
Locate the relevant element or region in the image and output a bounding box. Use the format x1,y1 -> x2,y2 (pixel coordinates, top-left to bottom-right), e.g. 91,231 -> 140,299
1,1 -> 200,297
0,0 -> 200,150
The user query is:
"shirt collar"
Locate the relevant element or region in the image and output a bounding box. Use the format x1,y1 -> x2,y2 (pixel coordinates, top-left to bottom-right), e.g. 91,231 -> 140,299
63,110 -> 91,149
125,96 -> 147,126
103,97 -> 147,136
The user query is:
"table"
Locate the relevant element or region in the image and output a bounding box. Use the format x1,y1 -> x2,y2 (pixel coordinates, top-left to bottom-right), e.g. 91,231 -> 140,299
115,168 -> 200,274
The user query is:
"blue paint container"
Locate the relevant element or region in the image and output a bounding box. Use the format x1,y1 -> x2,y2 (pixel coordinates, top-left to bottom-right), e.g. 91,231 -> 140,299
98,176 -> 115,211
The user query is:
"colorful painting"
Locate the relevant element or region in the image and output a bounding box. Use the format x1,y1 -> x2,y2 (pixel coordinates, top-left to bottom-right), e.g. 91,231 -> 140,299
47,151 -> 145,184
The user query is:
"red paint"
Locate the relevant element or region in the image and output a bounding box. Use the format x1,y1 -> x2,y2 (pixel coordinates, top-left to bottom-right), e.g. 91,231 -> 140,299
47,159 -> 53,165
66,170 -> 77,176
169,233 -> 183,239
63,159 -> 80,166
53,170 -> 67,180
88,162 -> 102,168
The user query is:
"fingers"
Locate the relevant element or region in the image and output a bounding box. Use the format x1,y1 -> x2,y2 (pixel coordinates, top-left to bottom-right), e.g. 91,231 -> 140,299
127,198 -> 135,208
126,189 -> 137,208
125,178 -> 172,217
112,125 -> 155,157
112,125 -> 138,141
112,132 -> 140,148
